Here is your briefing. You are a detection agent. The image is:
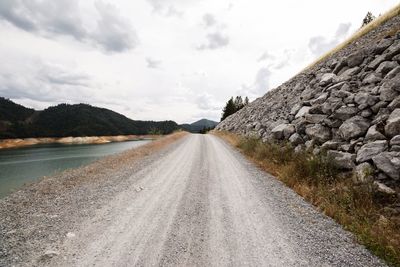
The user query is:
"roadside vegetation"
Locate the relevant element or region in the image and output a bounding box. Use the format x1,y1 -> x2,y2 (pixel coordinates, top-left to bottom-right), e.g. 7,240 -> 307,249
214,131 -> 400,267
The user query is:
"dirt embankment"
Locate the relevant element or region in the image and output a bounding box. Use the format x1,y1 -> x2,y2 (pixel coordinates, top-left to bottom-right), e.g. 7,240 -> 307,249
0,135 -> 160,150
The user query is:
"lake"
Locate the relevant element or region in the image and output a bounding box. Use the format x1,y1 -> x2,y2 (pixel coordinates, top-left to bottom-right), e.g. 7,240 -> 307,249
0,140 -> 151,198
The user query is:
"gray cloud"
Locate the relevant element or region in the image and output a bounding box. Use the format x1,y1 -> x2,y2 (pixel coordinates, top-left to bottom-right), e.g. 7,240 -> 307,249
258,51 -> 275,62
274,49 -> 293,70
198,32 -> 229,50
146,0 -> 183,17
238,66 -> 273,98
308,22 -> 351,56
258,49 -> 292,70
146,57 -> 162,69
254,67 -> 272,93
0,59 -> 93,103
0,0 -> 138,53
203,13 -> 216,27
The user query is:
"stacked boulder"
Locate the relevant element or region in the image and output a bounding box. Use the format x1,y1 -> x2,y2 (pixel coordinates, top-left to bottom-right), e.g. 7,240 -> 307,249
216,15 -> 400,193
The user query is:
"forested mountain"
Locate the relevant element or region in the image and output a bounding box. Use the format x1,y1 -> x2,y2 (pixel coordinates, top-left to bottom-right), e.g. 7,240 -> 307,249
0,98 -> 179,139
0,98 -> 35,122
180,119 -> 218,133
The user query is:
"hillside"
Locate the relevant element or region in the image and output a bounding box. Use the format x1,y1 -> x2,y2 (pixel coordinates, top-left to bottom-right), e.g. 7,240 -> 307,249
0,98 -> 35,123
181,119 -> 218,133
0,98 -> 179,138
216,12 -> 400,192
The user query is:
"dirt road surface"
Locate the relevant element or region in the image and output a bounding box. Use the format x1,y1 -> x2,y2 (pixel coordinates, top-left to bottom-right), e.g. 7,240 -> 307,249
1,134 -> 386,266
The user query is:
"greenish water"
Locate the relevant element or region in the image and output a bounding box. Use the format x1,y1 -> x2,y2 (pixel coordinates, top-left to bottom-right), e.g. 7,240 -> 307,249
0,140 -> 151,198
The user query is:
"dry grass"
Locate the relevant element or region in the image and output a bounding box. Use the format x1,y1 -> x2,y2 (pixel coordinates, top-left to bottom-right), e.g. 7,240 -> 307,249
305,4 -> 400,71
213,131 -> 400,267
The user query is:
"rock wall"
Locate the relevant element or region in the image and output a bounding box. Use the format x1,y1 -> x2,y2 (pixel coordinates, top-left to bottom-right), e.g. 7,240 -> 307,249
216,15 -> 400,193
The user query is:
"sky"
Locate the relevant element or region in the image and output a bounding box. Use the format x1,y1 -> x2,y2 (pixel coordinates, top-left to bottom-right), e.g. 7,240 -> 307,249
0,0 -> 398,123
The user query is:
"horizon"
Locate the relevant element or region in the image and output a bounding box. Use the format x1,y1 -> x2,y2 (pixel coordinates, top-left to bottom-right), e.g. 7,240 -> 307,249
0,0 -> 397,124
0,96 -> 218,124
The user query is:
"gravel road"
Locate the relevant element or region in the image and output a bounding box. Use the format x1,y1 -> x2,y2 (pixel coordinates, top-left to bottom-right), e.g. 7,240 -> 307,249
1,134 -> 386,266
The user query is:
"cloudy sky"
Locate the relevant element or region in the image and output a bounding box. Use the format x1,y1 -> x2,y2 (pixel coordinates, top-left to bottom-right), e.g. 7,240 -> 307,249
0,0 -> 397,123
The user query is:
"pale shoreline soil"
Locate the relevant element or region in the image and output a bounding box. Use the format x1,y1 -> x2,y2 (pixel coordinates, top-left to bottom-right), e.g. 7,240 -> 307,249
0,135 -> 160,150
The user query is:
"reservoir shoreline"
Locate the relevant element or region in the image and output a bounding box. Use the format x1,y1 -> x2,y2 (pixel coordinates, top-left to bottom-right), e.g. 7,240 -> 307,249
0,132 -> 187,266
0,134 -> 159,150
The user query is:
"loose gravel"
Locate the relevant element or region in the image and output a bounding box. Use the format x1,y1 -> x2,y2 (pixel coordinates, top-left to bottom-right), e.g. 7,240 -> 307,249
0,134 -> 387,266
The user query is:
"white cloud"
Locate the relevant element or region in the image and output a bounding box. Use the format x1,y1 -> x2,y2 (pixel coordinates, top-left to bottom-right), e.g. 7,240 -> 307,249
258,51 -> 275,62
196,93 -> 221,111
308,23 -> 351,56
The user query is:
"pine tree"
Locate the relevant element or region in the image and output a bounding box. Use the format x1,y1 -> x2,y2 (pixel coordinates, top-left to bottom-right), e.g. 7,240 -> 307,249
220,96 -> 249,121
234,96 -> 244,110
361,12 -> 375,27
221,97 -> 236,121
244,96 -> 249,106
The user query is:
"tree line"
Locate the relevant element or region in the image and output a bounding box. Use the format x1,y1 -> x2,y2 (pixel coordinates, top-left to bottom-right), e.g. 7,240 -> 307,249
221,96 -> 249,121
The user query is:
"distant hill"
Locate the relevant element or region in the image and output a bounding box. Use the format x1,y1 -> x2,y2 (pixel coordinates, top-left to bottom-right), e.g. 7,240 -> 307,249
0,97 -> 179,139
181,119 -> 218,133
0,98 -> 35,123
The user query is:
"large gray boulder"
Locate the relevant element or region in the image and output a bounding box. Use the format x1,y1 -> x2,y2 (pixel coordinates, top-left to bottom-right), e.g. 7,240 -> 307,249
388,96 -> 400,111
321,140 -> 343,150
386,40 -> 400,58
310,93 -> 329,105
319,73 -> 336,86
356,140 -> 388,163
332,106 -> 358,120
368,55 -> 388,70
346,52 -> 365,68
295,106 -> 311,118
372,152 -> 400,180
305,114 -> 327,124
338,116 -> 370,141
337,67 -> 361,81
379,84 -> 399,101
390,135 -> 400,146
365,125 -> 386,141
362,73 -> 382,84
289,133 -> 304,146
374,39 -> 393,54
374,181 -> 396,195
354,93 -> 379,107
271,124 -> 295,140
305,124 -> 331,144
385,66 -> 400,79
376,61 -> 399,76
327,150 -> 356,169
385,108 -> 400,138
